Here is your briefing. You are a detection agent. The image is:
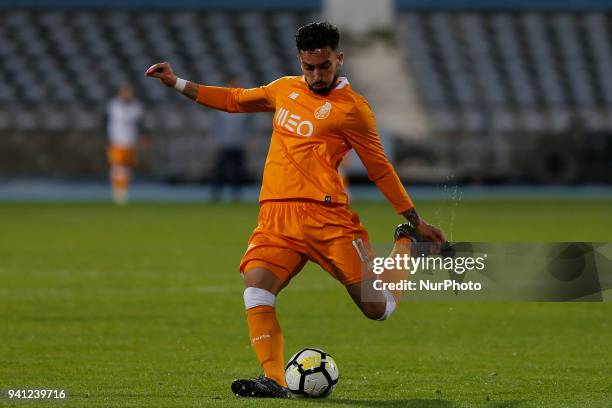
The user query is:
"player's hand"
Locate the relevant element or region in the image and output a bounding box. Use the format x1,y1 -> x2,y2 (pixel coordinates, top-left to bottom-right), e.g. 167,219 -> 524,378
144,62 -> 177,87
415,220 -> 446,243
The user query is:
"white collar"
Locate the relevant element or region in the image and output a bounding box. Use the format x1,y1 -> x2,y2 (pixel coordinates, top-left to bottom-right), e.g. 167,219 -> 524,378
335,77 -> 349,89
300,76 -> 350,92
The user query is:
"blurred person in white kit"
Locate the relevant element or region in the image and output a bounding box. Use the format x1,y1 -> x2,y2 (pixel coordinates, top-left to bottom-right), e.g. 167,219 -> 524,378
106,82 -> 143,204
210,75 -> 250,201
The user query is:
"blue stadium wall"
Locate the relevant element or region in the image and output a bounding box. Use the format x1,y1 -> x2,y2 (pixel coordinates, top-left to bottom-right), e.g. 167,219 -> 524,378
0,0 -> 321,9
396,0 -> 612,10
1,0 -> 612,10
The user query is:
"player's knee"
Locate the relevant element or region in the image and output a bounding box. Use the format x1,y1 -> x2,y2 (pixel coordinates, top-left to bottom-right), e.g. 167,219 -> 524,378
242,267 -> 284,294
243,286 -> 276,310
362,290 -> 396,321
360,302 -> 388,320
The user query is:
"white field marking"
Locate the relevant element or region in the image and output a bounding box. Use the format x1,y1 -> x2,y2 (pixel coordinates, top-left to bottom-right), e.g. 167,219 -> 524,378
0,283 -> 338,295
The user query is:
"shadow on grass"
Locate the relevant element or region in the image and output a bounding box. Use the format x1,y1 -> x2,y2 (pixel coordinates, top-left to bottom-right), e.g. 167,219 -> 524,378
294,398 -> 524,408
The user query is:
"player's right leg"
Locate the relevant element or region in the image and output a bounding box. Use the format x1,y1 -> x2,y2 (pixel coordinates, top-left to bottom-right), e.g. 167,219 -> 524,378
109,165 -> 131,204
232,205 -> 307,398
107,145 -> 134,205
231,265 -> 290,398
211,149 -> 227,202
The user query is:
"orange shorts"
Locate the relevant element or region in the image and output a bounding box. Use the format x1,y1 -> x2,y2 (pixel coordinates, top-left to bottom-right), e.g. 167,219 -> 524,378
240,200 -> 374,286
107,145 -> 136,167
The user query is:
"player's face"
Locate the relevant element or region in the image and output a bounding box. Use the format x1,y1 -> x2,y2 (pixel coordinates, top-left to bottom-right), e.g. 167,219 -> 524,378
298,47 -> 344,95
119,84 -> 134,102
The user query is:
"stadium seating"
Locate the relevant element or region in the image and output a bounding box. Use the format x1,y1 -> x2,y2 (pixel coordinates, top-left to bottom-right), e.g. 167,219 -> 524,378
397,12 -> 612,133
1,8 -> 611,181
0,9 -> 317,131
2,9 -> 611,134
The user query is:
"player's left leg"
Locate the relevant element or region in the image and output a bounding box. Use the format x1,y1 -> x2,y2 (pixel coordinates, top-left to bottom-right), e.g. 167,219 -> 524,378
109,165 -> 131,204
346,222 -> 426,320
305,204 -> 414,321
211,149 -> 228,202
345,279 -> 394,320
228,148 -> 245,201
107,145 -> 135,205
233,204 -> 308,397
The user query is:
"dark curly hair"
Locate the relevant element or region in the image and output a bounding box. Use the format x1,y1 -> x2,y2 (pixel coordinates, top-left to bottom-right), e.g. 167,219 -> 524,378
295,22 -> 340,52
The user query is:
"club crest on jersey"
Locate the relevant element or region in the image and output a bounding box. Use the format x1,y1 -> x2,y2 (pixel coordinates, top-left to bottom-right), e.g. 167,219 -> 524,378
314,101 -> 332,120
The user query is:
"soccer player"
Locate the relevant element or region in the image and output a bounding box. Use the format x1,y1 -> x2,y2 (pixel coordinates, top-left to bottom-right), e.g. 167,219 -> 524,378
105,82 -> 143,204
145,22 -> 446,398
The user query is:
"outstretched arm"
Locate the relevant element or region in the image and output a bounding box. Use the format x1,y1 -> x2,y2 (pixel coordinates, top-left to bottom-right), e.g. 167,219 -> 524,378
144,62 -> 276,113
144,62 -> 199,100
343,101 -> 447,243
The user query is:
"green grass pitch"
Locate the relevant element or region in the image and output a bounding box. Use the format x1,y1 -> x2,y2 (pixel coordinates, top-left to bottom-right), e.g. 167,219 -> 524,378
1,199 -> 611,407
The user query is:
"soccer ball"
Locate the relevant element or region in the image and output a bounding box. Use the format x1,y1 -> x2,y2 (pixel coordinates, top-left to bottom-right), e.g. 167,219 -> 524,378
285,348 -> 339,398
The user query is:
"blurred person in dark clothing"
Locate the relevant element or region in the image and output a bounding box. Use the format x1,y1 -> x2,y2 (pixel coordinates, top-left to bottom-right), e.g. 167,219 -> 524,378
211,75 -> 249,201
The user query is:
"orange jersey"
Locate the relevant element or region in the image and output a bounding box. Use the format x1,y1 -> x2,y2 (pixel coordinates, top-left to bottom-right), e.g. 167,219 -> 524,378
196,76 -> 414,213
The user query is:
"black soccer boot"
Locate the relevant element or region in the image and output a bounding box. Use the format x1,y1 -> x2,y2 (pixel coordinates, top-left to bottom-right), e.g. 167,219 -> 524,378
231,376 -> 291,398
394,223 -> 455,257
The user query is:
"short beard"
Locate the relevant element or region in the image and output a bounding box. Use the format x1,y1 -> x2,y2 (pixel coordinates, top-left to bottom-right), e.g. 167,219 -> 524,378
308,74 -> 339,95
